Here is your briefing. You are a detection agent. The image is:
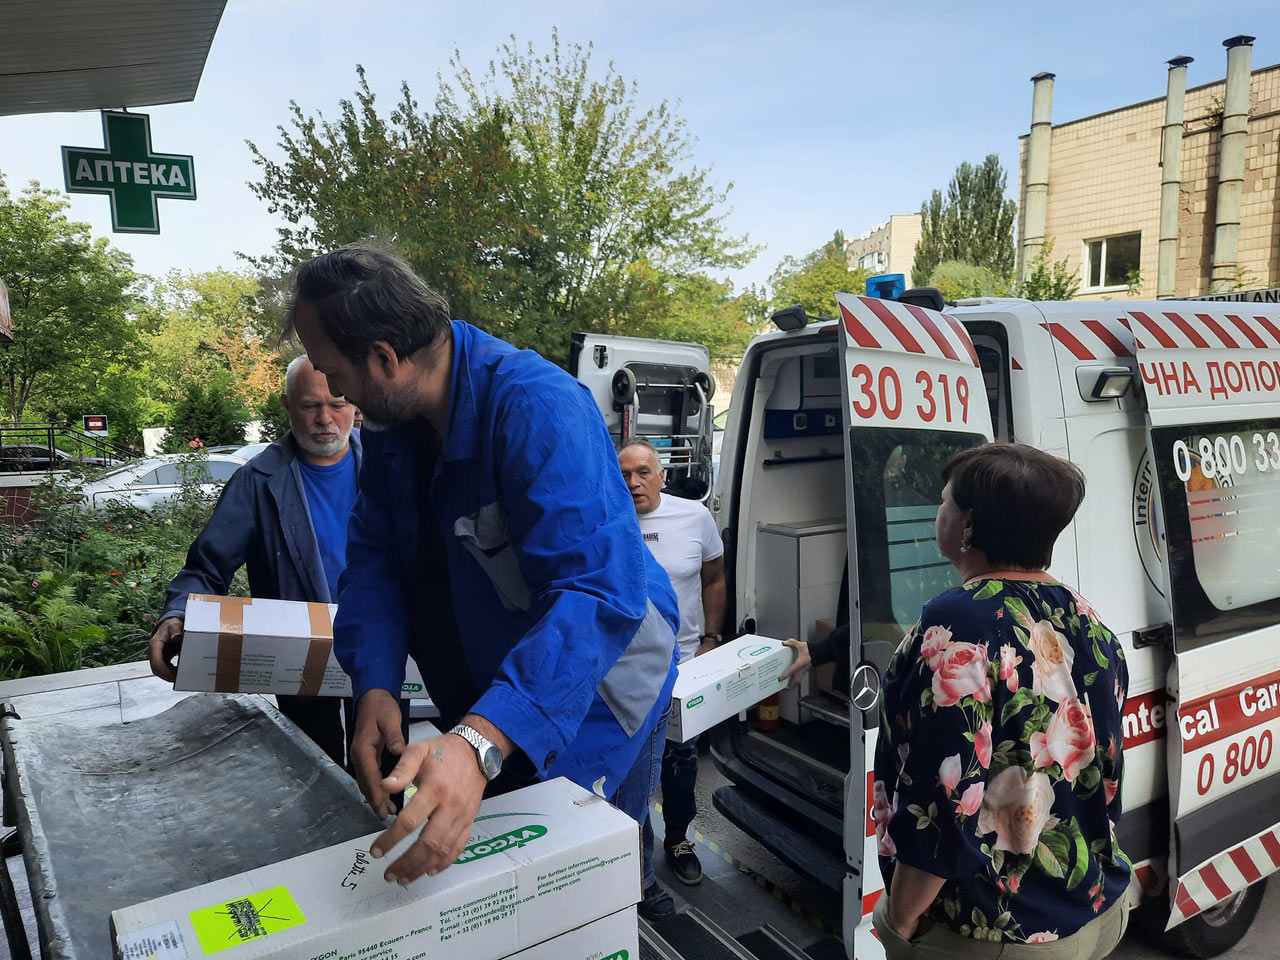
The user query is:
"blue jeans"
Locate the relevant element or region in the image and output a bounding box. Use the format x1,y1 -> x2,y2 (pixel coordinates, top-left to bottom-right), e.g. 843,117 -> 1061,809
610,712 -> 669,890
641,737 -> 698,888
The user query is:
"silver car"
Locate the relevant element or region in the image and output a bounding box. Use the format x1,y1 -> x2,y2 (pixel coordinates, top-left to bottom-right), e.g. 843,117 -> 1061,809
75,453 -> 248,511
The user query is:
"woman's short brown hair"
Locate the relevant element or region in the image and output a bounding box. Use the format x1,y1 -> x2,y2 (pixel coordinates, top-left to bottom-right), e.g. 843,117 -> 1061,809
942,443 -> 1086,569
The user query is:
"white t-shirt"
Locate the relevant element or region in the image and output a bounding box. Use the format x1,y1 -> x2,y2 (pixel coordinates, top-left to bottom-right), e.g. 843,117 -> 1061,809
638,493 -> 724,662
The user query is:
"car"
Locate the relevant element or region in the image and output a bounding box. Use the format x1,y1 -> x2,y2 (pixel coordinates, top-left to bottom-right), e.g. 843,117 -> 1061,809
0,444 -> 113,473
74,453 -> 249,511
231,442 -> 270,461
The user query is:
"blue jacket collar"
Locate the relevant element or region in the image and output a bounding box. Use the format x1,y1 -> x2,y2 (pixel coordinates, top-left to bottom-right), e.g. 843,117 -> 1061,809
442,320 -> 483,464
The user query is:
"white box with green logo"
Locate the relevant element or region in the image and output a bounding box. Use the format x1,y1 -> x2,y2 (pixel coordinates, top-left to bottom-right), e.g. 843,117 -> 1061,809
509,908 -> 636,960
111,778 -> 640,960
667,634 -> 794,742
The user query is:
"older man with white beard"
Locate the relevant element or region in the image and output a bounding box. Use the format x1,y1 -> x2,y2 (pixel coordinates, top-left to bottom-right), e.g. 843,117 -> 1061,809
149,356 -> 362,767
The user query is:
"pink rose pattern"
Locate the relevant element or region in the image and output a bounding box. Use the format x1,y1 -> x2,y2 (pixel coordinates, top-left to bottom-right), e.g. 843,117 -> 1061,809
873,579 -> 1130,944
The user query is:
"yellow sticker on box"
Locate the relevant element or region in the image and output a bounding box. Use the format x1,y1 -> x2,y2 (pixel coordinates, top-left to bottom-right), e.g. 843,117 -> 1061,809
189,885 -> 306,954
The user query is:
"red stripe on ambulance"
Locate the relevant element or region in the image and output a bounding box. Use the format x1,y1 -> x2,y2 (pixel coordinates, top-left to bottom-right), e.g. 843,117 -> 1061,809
1042,322 -> 1097,360
903,303 -> 960,362
864,297 -> 925,355
1083,320 -> 1133,357
940,313 -> 980,367
1175,826 -> 1280,922
839,301 -> 882,349
1177,667 -> 1280,751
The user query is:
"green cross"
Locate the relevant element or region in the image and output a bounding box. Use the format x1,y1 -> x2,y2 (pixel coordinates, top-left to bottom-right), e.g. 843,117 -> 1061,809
62,111 -> 196,234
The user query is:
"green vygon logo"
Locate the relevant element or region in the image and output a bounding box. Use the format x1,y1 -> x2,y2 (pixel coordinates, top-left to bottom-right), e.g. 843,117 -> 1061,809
401,682 -> 424,693
686,696 -> 705,708
455,824 -> 547,863
738,645 -> 772,660
600,951 -> 629,960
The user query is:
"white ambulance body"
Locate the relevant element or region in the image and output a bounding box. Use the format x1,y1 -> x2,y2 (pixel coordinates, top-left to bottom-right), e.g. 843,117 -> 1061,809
699,293 -> 1280,960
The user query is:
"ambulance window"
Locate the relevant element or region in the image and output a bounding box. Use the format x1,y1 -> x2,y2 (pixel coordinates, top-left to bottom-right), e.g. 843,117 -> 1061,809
848,429 -> 985,647
1150,418 -> 1280,650
966,322 -> 1013,443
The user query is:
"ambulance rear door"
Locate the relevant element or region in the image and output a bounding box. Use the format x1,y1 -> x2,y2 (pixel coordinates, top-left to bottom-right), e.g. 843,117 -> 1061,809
834,293 -> 994,958
1128,304 -> 1280,927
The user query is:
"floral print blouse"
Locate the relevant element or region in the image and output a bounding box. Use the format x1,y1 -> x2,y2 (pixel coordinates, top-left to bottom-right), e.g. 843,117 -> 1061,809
872,577 -> 1131,944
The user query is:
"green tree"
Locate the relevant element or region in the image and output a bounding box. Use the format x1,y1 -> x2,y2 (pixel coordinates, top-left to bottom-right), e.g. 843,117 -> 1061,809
0,177 -> 140,424
257,392 -> 292,442
247,32 -> 756,363
1017,241 -> 1080,301
928,260 -> 1010,302
164,380 -> 249,451
770,231 -> 871,319
913,155 -> 1017,284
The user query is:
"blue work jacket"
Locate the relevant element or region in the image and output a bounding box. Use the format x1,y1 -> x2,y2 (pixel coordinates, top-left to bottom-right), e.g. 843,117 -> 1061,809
335,321 -> 679,796
162,432 -> 363,618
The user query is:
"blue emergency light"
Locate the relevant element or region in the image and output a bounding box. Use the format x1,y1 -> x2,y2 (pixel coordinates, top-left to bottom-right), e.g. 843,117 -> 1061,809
866,273 -> 906,300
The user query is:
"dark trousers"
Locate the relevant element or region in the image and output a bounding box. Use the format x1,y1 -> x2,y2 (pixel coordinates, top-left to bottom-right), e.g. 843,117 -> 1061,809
641,737 -> 698,886
276,694 -> 352,768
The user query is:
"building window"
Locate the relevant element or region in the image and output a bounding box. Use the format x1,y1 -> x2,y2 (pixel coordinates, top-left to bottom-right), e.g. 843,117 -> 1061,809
1085,232 -> 1141,290
858,251 -> 887,272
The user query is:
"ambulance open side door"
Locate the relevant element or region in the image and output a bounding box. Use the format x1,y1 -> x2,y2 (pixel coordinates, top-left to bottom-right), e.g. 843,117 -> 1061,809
1128,305 -> 1280,929
834,293 -> 994,959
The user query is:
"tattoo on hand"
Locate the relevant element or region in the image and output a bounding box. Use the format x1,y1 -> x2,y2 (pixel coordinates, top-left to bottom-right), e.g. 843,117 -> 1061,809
432,744 -> 445,763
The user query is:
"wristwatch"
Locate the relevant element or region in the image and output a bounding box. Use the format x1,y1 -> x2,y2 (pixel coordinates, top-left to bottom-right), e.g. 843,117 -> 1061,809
448,724 -> 504,781
700,633 -> 723,645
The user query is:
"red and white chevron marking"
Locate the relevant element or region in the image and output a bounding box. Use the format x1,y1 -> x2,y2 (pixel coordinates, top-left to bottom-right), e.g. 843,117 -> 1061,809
1125,310 -> 1280,352
1171,825 -> 1280,924
837,296 -> 979,367
1040,317 -> 1136,361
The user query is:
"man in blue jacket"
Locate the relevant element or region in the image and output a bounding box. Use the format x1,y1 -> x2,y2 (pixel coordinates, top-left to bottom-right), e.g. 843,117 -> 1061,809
148,357 -> 361,766
286,246 -> 679,899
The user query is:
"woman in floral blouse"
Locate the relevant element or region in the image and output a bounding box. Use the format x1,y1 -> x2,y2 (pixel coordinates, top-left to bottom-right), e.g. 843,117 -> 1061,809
788,443 -> 1131,958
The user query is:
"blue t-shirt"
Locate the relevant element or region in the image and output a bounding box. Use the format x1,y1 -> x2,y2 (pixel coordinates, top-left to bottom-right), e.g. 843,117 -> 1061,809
296,448 -> 358,598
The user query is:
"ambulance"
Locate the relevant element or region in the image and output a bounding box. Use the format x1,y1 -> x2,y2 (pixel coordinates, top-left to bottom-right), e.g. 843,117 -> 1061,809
575,291 -> 1280,959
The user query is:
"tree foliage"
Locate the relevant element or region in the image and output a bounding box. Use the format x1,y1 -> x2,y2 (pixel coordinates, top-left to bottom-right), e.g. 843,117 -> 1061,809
164,380 -> 249,451
928,261 -> 1010,302
912,156 -> 1016,284
246,32 -> 757,364
0,177 -> 140,424
769,231 -> 871,320
1017,241 -> 1080,301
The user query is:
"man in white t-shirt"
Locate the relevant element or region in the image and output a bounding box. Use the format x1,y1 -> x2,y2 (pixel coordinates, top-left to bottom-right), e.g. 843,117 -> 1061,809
618,439 -> 726,917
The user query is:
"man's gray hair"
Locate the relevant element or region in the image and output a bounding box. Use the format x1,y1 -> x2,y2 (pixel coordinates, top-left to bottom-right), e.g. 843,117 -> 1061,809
620,437 -> 662,467
284,355 -> 313,396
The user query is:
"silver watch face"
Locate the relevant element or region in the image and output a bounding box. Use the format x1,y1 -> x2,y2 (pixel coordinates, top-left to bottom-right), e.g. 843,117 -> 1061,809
479,743 -> 503,780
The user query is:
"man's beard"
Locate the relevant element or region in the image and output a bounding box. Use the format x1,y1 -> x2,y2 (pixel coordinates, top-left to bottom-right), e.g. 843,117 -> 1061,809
294,429 -> 351,458
356,375 -> 418,430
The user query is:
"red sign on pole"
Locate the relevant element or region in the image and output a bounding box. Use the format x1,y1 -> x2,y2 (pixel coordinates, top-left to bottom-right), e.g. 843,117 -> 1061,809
83,414 -> 108,435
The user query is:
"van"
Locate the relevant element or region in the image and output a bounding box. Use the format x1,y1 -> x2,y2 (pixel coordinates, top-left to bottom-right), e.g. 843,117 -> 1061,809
580,291 -> 1280,959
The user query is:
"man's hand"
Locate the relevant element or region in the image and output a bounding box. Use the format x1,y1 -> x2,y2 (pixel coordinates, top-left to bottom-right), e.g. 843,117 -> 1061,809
694,638 -> 717,658
779,638 -> 811,687
369,731 -> 487,884
351,689 -> 407,819
148,617 -> 184,682
890,910 -> 920,942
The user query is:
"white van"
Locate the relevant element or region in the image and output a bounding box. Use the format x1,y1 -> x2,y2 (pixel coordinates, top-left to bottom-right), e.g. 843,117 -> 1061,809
582,291 -> 1280,959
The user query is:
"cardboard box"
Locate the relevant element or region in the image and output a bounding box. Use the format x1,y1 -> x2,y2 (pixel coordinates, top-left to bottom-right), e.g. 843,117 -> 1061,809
510,908 -> 636,960
175,594 -> 425,698
112,778 -> 640,960
667,634 -> 795,742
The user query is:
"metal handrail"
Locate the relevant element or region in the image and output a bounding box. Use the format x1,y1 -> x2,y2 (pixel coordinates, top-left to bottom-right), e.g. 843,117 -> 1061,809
0,422 -> 139,467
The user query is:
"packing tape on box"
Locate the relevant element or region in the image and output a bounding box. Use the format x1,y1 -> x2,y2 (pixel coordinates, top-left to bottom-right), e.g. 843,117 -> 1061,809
298,603 -> 334,697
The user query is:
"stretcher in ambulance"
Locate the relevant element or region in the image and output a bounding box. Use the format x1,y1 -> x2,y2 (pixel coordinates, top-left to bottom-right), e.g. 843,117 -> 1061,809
602,291 -> 1280,960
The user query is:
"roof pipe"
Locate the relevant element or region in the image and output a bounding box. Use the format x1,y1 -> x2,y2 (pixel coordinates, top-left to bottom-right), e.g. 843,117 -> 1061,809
1158,56 -> 1193,298
1211,35 -> 1254,291
1021,72 -> 1055,284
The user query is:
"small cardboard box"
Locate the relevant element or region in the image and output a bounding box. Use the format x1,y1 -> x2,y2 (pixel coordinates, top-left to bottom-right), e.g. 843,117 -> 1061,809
175,594 -> 425,698
112,778 -> 640,960
667,634 -> 795,742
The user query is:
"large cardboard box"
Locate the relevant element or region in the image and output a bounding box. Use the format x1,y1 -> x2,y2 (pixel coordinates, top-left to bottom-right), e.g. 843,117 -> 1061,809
667,634 -> 795,742
112,778 -> 640,960
511,908 -> 636,960
175,594 -> 424,698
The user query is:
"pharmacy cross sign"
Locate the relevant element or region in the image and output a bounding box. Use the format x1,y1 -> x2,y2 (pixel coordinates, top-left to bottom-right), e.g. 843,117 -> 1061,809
62,111 -> 196,234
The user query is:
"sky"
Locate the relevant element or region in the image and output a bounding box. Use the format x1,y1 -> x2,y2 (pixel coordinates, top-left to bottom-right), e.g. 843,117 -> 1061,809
1,0 -> 1276,294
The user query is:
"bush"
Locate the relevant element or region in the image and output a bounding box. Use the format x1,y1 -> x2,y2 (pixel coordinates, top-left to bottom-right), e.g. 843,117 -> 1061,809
0,464 -> 246,680
165,380 -> 248,451
256,392 -> 291,443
